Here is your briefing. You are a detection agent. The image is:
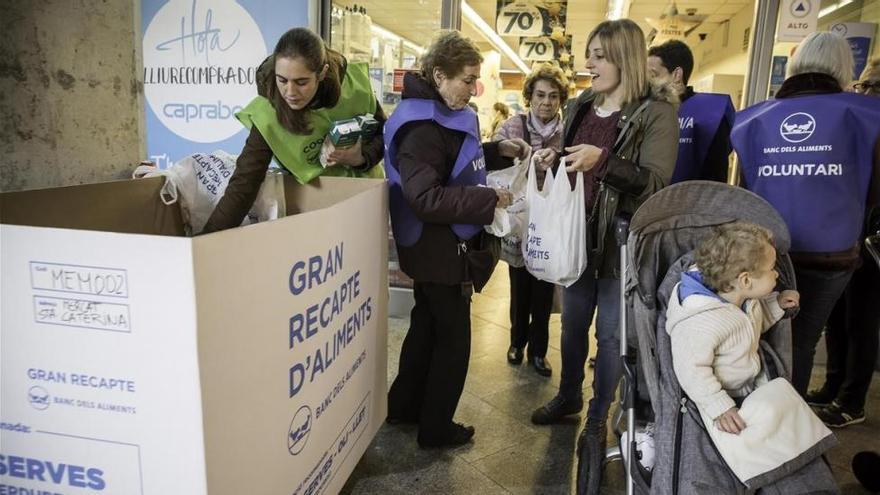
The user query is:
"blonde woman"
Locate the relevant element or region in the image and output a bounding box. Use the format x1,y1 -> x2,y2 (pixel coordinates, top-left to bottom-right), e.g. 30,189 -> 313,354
529,19 -> 678,494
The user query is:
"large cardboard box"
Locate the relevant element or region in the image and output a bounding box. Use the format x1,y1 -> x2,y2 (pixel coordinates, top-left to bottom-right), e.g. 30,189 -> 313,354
0,176 -> 389,494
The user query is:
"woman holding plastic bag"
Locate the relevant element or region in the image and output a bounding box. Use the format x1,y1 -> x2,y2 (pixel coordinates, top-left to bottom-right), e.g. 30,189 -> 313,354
492,64 -> 569,377
201,27 -> 385,234
528,19 -> 678,490
384,31 -> 530,449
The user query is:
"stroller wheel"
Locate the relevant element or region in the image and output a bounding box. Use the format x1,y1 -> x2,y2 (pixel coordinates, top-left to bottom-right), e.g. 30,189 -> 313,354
575,420 -> 606,495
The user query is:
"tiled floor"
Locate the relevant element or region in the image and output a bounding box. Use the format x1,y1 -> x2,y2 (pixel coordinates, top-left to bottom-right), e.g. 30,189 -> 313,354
342,264 -> 880,494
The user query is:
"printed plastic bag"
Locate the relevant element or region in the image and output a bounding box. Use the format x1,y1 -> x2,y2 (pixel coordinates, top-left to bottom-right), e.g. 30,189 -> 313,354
486,155 -> 529,267
133,151 -> 286,235
522,156 -> 587,286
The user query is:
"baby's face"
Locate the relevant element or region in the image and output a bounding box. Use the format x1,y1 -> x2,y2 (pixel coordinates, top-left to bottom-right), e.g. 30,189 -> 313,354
744,243 -> 779,298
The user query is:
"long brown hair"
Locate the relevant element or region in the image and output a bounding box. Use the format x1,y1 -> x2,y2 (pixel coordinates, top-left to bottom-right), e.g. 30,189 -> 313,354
263,28 -> 344,134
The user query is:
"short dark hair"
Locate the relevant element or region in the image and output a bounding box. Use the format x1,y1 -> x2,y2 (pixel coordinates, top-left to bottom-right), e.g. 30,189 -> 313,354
522,64 -> 569,107
648,40 -> 694,85
420,31 -> 483,87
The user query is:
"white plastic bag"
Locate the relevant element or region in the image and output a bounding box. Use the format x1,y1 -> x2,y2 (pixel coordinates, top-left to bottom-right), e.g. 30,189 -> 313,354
522,155 -> 587,287
486,155 -> 529,267
133,151 -> 286,235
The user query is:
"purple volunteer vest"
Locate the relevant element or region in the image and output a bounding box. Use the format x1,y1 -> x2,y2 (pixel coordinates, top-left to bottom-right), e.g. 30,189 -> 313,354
671,92 -> 735,183
384,98 -> 487,247
731,92 -> 880,252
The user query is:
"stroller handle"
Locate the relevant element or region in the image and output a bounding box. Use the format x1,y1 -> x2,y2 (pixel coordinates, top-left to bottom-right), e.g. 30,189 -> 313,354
867,233 -> 880,269
615,216 -> 631,248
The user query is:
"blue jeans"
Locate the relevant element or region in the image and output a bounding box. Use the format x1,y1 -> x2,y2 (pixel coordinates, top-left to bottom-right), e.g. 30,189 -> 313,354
559,267 -> 622,420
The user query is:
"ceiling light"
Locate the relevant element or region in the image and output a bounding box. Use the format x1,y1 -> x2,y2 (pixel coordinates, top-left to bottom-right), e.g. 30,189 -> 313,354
819,0 -> 854,18
461,0 -> 530,74
607,0 -> 630,20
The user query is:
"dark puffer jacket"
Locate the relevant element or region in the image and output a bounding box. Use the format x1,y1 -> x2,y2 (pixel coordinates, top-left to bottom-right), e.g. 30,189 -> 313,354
393,73 -> 513,285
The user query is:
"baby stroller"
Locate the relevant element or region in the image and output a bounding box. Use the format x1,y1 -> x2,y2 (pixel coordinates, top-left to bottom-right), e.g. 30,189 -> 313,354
580,181 -> 839,494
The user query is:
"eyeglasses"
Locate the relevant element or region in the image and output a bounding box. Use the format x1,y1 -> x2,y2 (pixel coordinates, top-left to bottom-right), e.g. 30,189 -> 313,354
853,81 -> 880,93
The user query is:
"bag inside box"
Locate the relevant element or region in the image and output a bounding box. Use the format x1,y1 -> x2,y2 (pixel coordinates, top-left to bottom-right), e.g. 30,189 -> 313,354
0,175 -> 378,236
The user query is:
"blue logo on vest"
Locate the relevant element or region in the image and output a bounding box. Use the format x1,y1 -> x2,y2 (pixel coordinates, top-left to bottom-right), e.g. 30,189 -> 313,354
780,112 -> 816,143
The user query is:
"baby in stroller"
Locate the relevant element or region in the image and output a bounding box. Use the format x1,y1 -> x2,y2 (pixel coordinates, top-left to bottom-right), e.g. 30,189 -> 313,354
665,221 -> 835,487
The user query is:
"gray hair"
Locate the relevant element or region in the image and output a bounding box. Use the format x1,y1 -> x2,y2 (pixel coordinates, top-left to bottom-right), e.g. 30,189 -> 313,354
787,31 -> 854,89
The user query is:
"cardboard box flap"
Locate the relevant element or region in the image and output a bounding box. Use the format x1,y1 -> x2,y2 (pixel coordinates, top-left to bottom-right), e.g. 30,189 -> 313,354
284,176 -> 385,215
0,177 -> 185,236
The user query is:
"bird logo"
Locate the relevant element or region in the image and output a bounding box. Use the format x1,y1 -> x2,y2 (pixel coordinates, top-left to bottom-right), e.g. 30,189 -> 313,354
780,113 -> 816,143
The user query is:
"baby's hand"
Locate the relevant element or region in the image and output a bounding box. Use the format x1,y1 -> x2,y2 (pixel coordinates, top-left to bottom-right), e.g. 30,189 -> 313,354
714,407 -> 747,434
778,290 -> 800,309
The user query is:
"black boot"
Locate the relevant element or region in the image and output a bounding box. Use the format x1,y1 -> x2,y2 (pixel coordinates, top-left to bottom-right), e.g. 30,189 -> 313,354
575,418 -> 607,495
507,345 -> 524,364
529,356 -> 552,377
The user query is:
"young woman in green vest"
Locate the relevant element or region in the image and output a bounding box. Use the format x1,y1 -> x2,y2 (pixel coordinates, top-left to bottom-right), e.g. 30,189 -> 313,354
202,27 -> 385,233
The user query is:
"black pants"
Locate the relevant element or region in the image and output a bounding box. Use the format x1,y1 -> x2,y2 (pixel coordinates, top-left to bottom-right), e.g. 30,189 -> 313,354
791,264 -> 853,395
509,265 -> 553,358
821,258 -> 880,411
387,281 -> 471,443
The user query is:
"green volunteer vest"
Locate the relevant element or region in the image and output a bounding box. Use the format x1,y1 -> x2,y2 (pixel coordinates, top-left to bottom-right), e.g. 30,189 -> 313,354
236,62 -> 385,184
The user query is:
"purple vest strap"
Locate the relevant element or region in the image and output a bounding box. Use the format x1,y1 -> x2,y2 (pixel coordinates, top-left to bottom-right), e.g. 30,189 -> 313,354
671,93 -> 735,183
384,98 -> 486,247
731,92 -> 880,252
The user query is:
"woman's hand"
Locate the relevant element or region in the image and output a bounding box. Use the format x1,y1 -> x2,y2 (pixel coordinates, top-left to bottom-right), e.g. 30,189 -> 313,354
533,148 -> 557,171
494,188 -> 514,209
778,290 -> 800,309
498,138 -> 531,160
325,139 -> 365,168
563,144 -> 604,173
714,407 -> 747,435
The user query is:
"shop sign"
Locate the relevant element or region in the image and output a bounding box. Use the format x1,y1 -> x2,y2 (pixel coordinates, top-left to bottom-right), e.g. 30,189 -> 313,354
496,1 -> 545,37
519,36 -> 554,61
830,22 -> 877,79
392,69 -> 418,93
776,0 -> 819,42
141,0 -> 309,169
496,1 -> 572,73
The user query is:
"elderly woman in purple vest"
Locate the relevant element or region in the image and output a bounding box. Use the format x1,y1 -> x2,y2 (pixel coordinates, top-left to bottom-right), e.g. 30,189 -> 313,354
383,31 -> 530,449
492,64 -> 569,377
529,19 -> 678,492
730,32 -> 880,404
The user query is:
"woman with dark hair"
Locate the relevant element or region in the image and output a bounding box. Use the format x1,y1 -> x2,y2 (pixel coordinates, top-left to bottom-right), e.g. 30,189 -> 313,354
493,63 -> 569,377
384,30 -> 530,448
202,27 -> 385,234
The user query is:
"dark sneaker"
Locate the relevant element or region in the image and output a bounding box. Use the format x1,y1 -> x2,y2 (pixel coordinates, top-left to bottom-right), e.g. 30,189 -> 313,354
816,403 -> 866,428
418,423 -> 475,448
576,419 -> 607,495
531,394 -> 583,425
805,387 -> 837,407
